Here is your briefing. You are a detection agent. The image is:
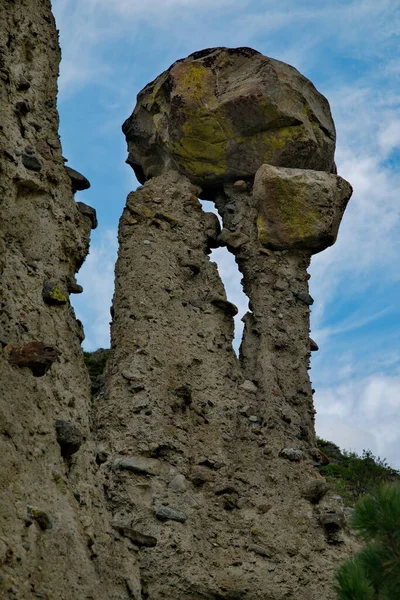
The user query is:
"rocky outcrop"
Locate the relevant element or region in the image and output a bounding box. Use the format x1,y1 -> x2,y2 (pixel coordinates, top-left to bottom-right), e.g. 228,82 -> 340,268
99,47 -> 356,598
0,2 -> 136,598
123,47 -> 336,190
0,9 -> 357,598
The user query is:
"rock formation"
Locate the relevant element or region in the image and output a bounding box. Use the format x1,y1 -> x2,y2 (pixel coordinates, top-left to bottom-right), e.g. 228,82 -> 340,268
0,7 -> 356,598
0,2 -> 138,598
122,47 -> 336,191
100,47 -> 355,598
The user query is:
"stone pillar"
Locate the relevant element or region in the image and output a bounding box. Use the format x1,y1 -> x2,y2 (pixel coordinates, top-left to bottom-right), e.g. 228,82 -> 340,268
0,2 -> 137,598
108,46 -> 358,598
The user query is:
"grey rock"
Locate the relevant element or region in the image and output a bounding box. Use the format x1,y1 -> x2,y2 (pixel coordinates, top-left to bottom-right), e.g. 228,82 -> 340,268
189,470 -> 209,486
155,505 -> 187,523
233,180 -> 248,192
249,415 -> 259,423
210,296 -> 238,317
96,449 -> 108,465
217,228 -> 250,249
67,281 -> 83,294
240,380 -> 258,394
113,524 -> 157,547
204,212 -> 221,250
293,291 -> 314,306
248,544 -> 271,558
55,419 -> 84,458
280,447 -> 303,462
254,164 -> 352,253
17,75 -> 31,91
113,456 -> 161,476
168,474 -> 188,493
76,201 -> 98,229
22,154 -> 42,171
65,166 -> 91,193
274,279 -> 288,291
302,479 -> 329,504
15,100 -> 30,115
123,47 -> 336,187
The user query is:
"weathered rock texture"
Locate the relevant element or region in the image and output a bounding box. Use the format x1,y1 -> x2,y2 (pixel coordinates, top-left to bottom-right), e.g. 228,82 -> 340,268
0,13 -> 356,599
123,47 -> 336,190
0,2 -> 137,598
100,47 -> 356,598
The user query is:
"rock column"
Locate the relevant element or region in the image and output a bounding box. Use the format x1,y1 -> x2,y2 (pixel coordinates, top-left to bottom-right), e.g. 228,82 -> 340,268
107,46 -> 357,599
0,2 -> 138,598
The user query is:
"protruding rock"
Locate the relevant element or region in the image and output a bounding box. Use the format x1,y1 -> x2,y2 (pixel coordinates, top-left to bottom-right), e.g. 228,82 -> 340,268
168,474 -> 188,493
210,296 -> 238,316
203,212 -> 221,249
320,510 -> 345,544
65,166 -> 91,193
123,47 -> 336,188
76,201 -> 98,229
16,75 -> 31,91
280,447 -> 303,462
155,505 -> 187,523
239,380 -> 258,393
248,544 -> 271,558
5,341 -> 58,376
21,154 -> 42,171
233,180 -> 248,192
66,280 -> 83,294
293,290 -> 314,305
302,479 -> 329,504
113,523 -> 157,547
218,228 -> 250,249
42,283 -> 68,305
55,419 -> 84,458
27,505 -> 52,530
254,164 -> 352,253
113,456 -> 161,476
310,338 -> 319,351
15,100 -> 30,115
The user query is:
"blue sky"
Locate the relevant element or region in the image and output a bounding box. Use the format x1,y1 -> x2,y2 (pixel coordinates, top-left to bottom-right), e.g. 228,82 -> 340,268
52,0 -> 400,468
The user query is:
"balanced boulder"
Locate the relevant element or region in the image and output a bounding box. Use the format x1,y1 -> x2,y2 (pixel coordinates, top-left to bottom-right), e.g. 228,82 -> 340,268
123,47 -> 336,189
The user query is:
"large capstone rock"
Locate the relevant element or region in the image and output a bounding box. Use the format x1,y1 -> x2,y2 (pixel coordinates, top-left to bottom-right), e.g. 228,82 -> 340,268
123,47 -> 336,190
254,164 -> 352,253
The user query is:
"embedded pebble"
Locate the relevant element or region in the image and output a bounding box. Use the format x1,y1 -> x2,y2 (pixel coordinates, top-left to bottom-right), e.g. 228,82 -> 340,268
155,505 -> 187,523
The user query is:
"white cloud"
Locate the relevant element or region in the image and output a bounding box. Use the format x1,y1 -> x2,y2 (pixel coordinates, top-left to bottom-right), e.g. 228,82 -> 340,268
315,373 -> 400,469
378,119 -> 400,155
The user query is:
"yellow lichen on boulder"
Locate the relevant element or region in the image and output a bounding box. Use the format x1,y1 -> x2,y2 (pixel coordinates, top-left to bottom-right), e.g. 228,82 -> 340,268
253,164 -> 352,253
122,47 -> 336,188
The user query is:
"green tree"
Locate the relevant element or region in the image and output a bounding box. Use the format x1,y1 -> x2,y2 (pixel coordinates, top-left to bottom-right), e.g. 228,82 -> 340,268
335,483 -> 400,599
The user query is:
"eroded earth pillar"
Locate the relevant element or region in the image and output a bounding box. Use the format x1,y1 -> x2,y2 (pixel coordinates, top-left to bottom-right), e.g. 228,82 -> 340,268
101,47 -> 356,598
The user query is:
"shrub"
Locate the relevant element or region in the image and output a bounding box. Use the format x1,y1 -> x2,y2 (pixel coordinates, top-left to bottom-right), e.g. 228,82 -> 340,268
317,439 -> 398,506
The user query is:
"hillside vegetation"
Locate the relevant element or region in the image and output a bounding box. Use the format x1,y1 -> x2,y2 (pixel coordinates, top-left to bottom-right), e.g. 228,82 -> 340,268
317,438 -> 399,506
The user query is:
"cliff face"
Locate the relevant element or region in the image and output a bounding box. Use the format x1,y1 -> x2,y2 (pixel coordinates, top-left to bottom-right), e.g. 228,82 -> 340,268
0,2 -> 137,598
0,7 -> 356,600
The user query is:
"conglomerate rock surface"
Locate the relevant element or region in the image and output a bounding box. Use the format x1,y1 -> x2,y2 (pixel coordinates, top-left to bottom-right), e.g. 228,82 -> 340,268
0,2 -> 138,598
100,48 -> 356,598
